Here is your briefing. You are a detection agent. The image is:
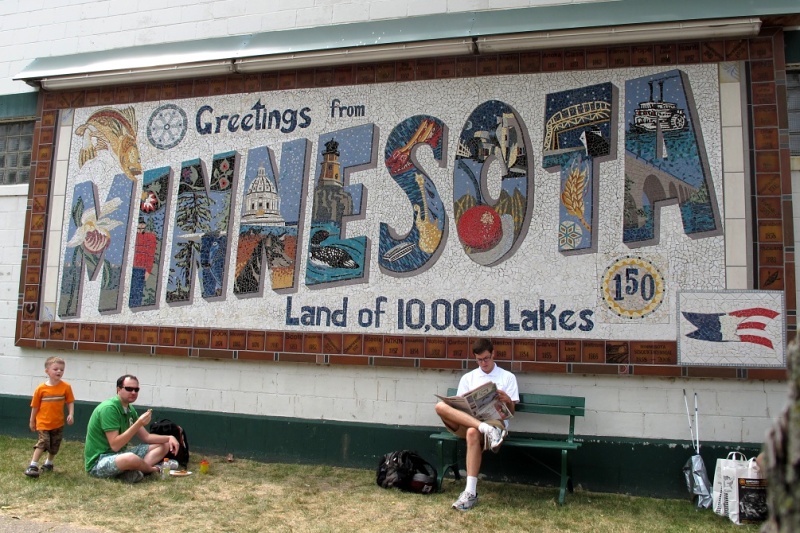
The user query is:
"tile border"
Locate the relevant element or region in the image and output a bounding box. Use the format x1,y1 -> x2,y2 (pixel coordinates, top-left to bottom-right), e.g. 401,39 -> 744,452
16,31 -> 793,382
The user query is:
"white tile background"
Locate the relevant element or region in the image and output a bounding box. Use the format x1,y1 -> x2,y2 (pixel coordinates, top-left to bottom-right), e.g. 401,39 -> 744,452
42,65 -> 725,344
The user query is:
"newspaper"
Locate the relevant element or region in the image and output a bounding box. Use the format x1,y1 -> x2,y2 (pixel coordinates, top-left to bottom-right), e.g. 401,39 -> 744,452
435,381 -> 513,421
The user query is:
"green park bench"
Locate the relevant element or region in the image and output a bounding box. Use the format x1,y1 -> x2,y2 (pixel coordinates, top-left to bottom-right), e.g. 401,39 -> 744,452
430,388 -> 586,505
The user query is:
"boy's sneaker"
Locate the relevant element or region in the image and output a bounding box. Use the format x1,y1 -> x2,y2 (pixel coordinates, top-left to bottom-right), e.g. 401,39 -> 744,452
486,426 -> 507,453
41,464 -> 54,472
117,470 -> 145,484
24,465 -> 40,478
452,490 -> 478,511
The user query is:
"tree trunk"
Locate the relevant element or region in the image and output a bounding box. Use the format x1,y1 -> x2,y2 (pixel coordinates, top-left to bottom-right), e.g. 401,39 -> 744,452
761,338 -> 800,533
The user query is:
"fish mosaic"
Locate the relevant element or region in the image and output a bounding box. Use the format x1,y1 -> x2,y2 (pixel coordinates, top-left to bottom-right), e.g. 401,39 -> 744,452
75,107 -> 142,182
49,64 -> 759,360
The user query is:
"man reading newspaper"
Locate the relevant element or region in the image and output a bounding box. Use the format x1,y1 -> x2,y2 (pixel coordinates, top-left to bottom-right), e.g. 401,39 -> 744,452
434,338 -> 519,511
435,381 -> 514,422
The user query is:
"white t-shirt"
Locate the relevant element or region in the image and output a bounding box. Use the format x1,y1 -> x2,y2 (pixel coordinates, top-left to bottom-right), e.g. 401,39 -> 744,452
456,363 -> 520,427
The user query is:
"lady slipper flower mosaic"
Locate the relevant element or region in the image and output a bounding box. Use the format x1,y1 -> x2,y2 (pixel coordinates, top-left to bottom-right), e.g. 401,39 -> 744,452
59,183 -> 134,318
66,197 -> 124,255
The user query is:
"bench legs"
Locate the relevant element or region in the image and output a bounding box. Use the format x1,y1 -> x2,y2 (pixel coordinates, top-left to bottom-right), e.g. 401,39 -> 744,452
523,448 -> 575,505
434,438 -> 461,491
434,437 -> 576,504
558,449 -> 570,505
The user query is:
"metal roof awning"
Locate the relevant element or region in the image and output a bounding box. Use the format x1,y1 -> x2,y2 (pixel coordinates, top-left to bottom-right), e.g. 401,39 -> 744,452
14,0 -> 797,90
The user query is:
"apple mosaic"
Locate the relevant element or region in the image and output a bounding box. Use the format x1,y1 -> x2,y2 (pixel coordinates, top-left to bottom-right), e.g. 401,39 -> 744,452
41,61 -> 782,368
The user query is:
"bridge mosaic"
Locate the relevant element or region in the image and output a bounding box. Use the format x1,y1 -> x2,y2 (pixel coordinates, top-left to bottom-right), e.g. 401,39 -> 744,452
25,57 -> 786,371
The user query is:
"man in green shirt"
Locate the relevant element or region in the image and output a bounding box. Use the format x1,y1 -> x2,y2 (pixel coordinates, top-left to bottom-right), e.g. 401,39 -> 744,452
84,374 -> 178,483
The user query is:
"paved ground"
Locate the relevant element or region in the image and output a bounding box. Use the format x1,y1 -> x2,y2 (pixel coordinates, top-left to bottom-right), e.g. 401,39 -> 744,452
0,516 -> 107,533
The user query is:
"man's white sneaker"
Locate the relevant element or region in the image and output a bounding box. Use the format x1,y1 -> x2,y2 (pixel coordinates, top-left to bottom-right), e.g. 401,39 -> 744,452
452,490 -> 478,511
487,426 -> 507,452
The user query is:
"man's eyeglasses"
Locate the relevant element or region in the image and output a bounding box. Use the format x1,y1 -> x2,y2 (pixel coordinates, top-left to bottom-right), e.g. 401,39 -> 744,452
476,356 -> 492,363
122,386 -> 140,392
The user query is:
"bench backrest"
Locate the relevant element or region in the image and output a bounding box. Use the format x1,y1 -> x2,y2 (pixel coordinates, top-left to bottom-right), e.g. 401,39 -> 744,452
517,393 -> 585,417
445,388 -> 585,442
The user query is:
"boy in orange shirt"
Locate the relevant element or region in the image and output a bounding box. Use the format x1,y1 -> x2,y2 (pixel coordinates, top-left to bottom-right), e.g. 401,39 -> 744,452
25,356 -> 75,478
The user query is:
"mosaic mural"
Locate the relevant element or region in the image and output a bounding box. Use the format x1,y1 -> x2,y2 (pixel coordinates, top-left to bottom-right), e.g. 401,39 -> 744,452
165,152 -> 237,303
50,63 -> 768,360
233,140 -> 308,296
678,291 -> 785,367
380,115 -> 447,275
129,167 -> 171,309
453,101 -> 533,266
622,70 -> 721,246
305,125 -> 375,287
542,83 -> 616,254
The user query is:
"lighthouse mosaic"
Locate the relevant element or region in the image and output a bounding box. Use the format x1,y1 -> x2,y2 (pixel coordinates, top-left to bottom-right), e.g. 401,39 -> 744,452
45,60 -> 780,367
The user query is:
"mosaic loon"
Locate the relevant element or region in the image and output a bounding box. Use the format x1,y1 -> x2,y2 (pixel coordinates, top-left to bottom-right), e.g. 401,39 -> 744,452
309,230 -> 359,269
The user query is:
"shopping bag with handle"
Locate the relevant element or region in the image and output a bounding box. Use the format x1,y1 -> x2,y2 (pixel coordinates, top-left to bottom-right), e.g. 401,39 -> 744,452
711,451 -> 747,517
731,457 -> 767,525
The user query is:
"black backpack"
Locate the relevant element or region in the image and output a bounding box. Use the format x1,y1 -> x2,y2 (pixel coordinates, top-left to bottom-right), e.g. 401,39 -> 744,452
376,450 -> 437,494
149,418 -> 190,467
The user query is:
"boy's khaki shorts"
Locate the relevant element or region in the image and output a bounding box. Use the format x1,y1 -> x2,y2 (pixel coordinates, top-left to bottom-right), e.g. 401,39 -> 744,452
34,427 -> 64,454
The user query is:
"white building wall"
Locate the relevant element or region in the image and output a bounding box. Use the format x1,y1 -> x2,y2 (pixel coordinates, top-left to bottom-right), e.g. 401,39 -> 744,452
0,296 -> 789,443
0,179 -> 790,445
0,1 -> 793,446
0,0 -> 617,97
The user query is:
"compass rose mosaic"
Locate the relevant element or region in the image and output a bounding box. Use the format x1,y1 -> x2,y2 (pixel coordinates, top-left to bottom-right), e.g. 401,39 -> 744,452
147,103 -> 188,150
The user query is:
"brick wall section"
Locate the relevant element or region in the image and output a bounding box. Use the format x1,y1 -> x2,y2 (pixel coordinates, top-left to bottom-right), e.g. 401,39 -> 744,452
14,31 -> 794,382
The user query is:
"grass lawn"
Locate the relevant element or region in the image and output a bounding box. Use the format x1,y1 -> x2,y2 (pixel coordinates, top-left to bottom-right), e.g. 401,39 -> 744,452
0,435 -> 761,533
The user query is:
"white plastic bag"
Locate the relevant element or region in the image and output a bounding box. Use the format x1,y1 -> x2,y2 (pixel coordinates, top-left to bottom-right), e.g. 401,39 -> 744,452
712,451 -> 746,517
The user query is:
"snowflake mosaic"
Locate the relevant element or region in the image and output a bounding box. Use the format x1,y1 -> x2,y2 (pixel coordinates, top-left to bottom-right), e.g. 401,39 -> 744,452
47,64 -> 726,343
